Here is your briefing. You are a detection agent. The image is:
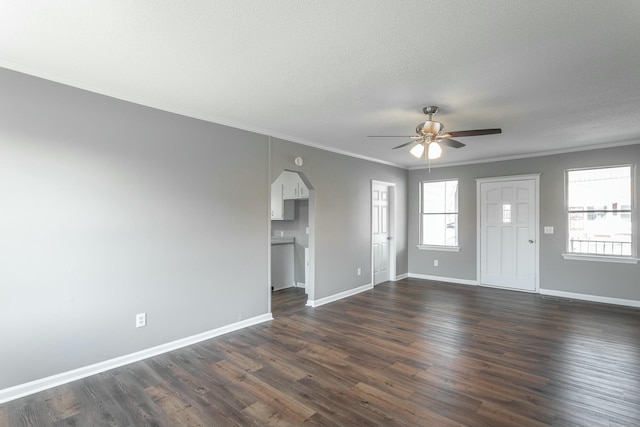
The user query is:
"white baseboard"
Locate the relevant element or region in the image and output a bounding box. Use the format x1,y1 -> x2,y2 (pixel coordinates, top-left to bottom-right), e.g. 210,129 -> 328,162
539,289 -> 640,308
395,273 -> 409,280
307,283 -> 373,308
408,273 -> 478,286
0,313 -> 273,405
295,282 -> 306,288
273,283 -> 295,291
406,275 -> 639,308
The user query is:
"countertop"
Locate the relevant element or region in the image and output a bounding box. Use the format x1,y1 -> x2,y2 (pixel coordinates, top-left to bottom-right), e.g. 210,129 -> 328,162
271,237 -> 295,245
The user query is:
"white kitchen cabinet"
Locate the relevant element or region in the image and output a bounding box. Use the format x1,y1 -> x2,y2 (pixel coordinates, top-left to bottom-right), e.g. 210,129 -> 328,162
282,171 -> 297,199
272,171 -> 307,220
298,178 -> 308,199
271,178 -> 283,220
282,171 -> 309,200
271,176 -> 294,220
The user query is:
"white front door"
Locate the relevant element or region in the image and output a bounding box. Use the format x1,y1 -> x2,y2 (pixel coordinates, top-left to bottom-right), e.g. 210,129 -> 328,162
480,178 -> 537,291
373,183 -> 390,284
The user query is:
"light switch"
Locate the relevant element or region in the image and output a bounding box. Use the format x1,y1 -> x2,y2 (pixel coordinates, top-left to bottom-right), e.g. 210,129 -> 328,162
544,226 -> 554,234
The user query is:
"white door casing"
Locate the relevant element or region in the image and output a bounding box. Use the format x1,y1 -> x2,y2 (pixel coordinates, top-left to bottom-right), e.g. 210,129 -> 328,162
268,165 -> 316,309
372,182 -> 394,285
478,175 -> 539,292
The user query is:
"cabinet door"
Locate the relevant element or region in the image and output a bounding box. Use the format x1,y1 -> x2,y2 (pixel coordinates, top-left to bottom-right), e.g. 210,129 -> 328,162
271,182 -> 284,219
282,171 -> 298,199
297,177 -> 308,199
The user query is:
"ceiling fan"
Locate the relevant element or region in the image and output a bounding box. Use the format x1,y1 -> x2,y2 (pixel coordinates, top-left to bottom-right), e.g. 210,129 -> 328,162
368,106 -> 501,160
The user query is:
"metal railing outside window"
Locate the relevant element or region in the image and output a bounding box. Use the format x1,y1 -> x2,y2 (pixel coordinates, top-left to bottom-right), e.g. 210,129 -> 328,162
569,239 -> 632,256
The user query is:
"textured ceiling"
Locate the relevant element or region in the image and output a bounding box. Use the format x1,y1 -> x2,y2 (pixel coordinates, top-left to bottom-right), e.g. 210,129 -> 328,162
2,1 -> 640,168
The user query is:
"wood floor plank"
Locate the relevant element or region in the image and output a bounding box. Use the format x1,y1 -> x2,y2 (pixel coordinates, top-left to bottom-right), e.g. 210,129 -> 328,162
43,390 -> 80,423
110,369 -> 177,427
146,383 -> 211,427
271,287 -> 308,317
145,355 -> 252,426
214,359 -> 317,422
71,374 -> 141,427
350,381 -> 464,427
1,279 -> 640,426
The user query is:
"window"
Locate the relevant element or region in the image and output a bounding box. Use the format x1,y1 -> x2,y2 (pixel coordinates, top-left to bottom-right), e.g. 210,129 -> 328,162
565,165 -> 635,261
419,180 -> 458,250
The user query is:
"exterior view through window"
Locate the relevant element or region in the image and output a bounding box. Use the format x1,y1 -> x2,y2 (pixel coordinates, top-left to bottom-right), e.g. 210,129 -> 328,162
567,166 -> 633,256
420,180 -> 458,247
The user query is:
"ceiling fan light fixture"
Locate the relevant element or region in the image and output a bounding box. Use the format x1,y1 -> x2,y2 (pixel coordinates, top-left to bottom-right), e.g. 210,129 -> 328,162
428,142 -> 442,159
410,143 -> 425,158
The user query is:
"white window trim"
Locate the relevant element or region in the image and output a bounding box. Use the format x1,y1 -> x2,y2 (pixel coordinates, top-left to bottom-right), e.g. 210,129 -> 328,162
417,245 -> 460,252
419,179 -> 459,248
564,164 -> 636,261
561,253 -> 639,264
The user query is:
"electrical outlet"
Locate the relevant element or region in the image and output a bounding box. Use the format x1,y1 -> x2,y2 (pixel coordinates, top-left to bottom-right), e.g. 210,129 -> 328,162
357,267 -> 362,276
434,260 -> 439,267
136,313 -> 147,328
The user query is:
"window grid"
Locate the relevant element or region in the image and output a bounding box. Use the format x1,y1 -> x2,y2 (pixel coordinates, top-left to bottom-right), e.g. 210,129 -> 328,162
420,180 -> 458,247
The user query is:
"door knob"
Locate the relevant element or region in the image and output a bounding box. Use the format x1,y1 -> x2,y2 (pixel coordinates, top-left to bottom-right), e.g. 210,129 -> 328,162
529,239 -> 534,243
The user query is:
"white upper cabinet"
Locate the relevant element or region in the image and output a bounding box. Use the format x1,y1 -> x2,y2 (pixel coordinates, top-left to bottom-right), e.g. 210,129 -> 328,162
272,171 -> 308,220
282,171 -> 308,200
271,175 -> 284,220
298,176 -> 308,199
271,173 -> 297,220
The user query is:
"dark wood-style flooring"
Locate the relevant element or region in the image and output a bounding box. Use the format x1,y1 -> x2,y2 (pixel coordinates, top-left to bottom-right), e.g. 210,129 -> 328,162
2,279 -> 640,426
272,286 -> 308,317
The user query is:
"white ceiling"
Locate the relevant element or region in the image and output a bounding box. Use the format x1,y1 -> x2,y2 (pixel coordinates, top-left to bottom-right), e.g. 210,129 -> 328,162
2,1 -> 640,168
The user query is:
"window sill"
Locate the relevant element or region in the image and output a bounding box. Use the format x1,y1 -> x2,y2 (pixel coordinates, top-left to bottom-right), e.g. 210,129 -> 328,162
417,245 -> 460,252
561,253 -> 639,264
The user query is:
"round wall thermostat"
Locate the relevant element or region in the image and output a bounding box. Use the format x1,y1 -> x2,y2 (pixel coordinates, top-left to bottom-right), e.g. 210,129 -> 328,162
294,156 -> 303,166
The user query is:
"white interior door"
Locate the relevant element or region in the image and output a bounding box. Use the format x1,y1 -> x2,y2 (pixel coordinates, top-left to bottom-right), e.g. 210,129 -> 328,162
373,183 -> 390,284
480,178 -> 537,291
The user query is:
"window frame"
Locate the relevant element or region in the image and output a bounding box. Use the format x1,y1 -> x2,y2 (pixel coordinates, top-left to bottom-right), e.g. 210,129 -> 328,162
418,178 -> 460,252
562,164 -> 638,264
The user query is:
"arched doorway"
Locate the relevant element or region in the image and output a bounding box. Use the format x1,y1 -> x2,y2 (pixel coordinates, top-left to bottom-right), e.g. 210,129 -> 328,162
269,170 -> 315,316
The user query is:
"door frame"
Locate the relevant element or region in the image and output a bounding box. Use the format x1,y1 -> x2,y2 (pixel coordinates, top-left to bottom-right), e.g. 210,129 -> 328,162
268,164 -> 316,312
475,174 -> 541,292
371,180 -> 396,285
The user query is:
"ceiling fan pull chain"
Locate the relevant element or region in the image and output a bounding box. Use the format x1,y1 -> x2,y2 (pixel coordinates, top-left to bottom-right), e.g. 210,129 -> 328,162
424,150 -> 431,173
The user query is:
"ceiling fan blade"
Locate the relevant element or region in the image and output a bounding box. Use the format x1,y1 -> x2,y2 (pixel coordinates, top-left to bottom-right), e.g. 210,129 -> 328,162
392,140 -> 417,149
447,128 -> 502,138
438,139 -> 465,148
367,135 -> 421,138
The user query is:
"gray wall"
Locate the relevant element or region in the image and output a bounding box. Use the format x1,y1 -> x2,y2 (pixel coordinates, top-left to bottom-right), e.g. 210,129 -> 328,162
271,138 -> 409,300
409,144 -> 640,301
0,67 -> 410,392
0,68 -> 270,390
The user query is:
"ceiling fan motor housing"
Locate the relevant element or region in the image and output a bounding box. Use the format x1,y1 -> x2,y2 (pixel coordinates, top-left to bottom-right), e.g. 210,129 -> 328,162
417,120 -> 444,137
418,106 -> 444,138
